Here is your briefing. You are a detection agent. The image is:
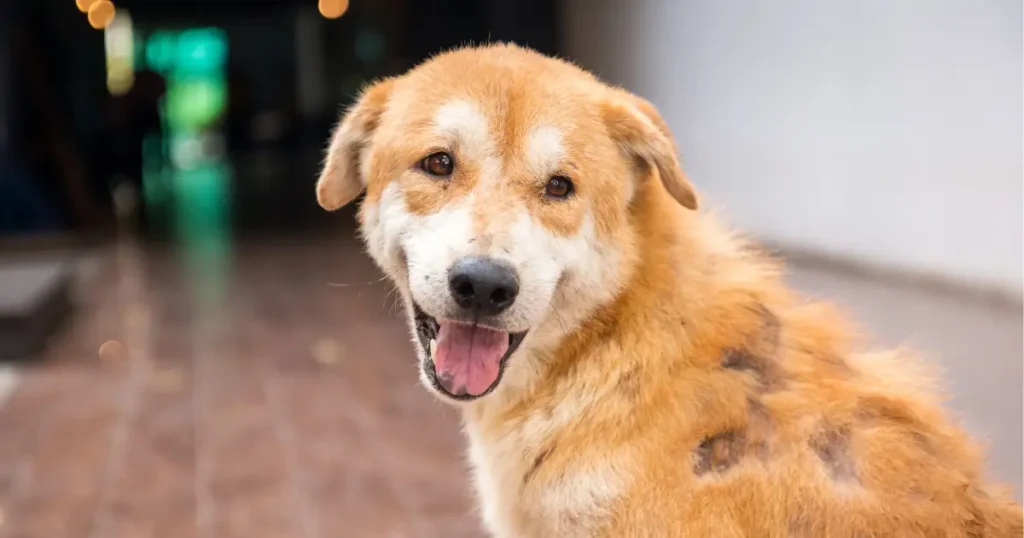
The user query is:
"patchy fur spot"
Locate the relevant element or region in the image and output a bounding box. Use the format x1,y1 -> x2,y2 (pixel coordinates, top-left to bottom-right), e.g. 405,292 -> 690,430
722,348 -> 787,393
722,304 -> 787,392
616,366 -> 641,399
809,427 -> 859,484
693,430 -> 748,477
524,446 -> 554,486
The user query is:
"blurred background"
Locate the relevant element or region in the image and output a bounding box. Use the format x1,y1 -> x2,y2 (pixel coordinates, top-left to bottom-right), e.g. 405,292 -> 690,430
0,0 -> 1019,536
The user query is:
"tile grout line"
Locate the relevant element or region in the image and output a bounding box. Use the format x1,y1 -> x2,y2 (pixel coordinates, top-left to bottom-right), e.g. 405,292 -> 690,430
193,330 -> 214,538
256,352 -> 320,538
193,275 -> 229,538
87,237 -> 151,538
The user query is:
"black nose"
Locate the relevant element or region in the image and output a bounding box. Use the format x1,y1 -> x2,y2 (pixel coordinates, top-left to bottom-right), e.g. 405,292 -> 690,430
448,257 -> 520,316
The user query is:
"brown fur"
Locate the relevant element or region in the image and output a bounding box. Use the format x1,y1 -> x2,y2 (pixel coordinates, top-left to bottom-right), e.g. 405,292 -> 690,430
318,44 -> 1023,537
481,179 -> 1021,536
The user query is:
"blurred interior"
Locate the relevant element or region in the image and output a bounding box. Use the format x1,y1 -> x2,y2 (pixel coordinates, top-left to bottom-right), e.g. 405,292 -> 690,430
0,1 -> 1020,536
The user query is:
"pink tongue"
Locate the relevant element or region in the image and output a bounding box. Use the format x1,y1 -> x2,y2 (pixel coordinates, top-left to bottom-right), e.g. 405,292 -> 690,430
433,321 -> 509,397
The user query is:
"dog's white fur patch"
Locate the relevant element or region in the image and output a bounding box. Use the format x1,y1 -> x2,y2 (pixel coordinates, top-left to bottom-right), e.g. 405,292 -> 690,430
465,389 -> 631,537
434,99 -> 490,155
432,100 -> 505,194
524,125 -> 565,177
539,455 -> 631,532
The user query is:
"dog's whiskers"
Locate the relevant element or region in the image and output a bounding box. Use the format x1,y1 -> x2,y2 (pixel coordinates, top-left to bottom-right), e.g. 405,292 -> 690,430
325,276 -> 388,288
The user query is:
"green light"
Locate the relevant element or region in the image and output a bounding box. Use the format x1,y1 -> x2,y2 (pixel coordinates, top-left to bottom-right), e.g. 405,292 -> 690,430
138,26 -> 231,248
172,163 -> 231,226
172,162 -> 233,308
176,28 -> 227,73
165,76 -> 226,132
146,30 -> 176,72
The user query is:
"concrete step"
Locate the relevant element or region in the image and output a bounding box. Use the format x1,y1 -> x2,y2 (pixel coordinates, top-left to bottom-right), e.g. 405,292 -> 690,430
0,260 -> 75,361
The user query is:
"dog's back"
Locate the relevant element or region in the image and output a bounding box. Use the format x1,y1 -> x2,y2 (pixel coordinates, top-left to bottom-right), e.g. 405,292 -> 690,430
605,224 -> 1021,537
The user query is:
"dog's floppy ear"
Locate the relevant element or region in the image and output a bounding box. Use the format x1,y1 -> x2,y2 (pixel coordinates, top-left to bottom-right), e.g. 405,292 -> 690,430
602,91 -> 698,210
316,78 -> 395,211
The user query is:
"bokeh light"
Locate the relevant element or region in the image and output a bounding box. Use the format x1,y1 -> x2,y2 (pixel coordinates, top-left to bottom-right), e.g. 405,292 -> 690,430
87,0 -> 116,29
318,0 -> 349,19
75,0 -> 98,13
98,340 -> 126,362
104,9 -> 135,95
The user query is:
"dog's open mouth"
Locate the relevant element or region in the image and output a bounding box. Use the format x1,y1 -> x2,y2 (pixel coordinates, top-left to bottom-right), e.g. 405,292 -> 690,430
414,302 -> 527,401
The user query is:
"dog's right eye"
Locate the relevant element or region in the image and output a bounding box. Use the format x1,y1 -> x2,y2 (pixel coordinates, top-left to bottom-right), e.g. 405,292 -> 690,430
420,152 -> 454,177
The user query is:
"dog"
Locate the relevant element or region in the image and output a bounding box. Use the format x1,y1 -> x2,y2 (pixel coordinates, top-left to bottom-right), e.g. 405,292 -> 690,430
316,44 -> 1023,537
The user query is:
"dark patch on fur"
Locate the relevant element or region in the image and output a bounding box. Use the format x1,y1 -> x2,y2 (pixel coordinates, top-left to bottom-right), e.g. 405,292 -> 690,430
691,400 -> 773,475
722,304 -> 787,393
722,348 -> 787,393
524,446 -> 553,486
693,429 -> 748,476
617,366 -> 641,398
810,427 -> 859,484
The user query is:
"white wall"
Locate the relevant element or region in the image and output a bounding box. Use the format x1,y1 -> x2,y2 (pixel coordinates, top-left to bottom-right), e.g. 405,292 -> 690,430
564,0 -> 1023,296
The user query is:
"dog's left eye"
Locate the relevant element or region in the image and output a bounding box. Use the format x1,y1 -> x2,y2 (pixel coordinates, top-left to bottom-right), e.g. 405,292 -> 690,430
420,152 -> 454,177
544,176 -> 574,199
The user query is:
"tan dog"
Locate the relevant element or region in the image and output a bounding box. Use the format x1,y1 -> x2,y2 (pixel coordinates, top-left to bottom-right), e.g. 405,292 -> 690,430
316,44 -> 1022,537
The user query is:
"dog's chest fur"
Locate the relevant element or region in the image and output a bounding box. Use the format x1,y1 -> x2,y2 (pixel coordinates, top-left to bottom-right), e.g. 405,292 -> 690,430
464,387 -> 631,538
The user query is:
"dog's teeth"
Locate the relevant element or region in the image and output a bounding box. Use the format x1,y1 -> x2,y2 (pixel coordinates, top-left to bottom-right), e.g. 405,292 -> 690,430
429,338 -> 437,360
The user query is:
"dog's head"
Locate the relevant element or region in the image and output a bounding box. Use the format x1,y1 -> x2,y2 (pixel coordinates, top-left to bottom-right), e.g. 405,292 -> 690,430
317,44 -> 697,403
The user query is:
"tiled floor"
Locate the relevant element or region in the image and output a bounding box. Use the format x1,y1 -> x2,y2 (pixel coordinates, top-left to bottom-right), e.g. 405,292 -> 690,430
0,233 -> 481,538
0,231 -> 1019,538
